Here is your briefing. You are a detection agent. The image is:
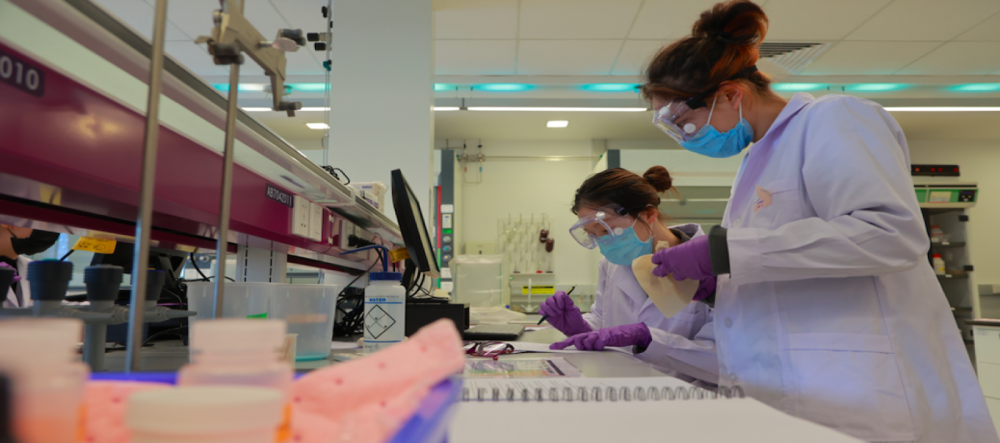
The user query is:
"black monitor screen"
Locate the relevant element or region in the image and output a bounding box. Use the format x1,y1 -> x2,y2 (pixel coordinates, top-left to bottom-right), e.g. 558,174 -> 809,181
390,169 -> 440,278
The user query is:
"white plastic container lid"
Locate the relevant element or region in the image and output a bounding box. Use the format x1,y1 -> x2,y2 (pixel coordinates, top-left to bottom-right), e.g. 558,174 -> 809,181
189,319 -> 286,352
128,386 -> 283,435
0,318 -> 83,366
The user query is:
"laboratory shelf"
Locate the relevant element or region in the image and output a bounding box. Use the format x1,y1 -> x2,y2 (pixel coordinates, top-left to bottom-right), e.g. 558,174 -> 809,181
0,0 -> 402,272
931,242 -> 967,249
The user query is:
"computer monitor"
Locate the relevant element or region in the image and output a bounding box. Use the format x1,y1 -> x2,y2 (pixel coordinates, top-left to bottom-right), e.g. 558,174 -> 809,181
391,169 -> 440,279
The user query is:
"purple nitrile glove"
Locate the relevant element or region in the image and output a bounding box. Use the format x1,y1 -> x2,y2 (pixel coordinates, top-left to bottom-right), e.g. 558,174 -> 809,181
0,262 -> 20,283
694,276 -> 716,301
549,323 -> 652,351
651,235 -> 713,281
538,291 -> 592,337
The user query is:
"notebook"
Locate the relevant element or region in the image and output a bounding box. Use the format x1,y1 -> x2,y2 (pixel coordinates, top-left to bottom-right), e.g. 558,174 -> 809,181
450,377 -> 862,443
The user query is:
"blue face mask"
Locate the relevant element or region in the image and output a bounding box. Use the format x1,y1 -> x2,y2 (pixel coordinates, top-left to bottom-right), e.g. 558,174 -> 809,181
597,220 -> 653,266
680,96 -> 755,158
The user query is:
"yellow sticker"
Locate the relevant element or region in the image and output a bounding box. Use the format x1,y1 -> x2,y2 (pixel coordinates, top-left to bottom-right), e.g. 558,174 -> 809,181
389,247 -> 410,263
72,237 -> 117,254
522,285 -> 555,295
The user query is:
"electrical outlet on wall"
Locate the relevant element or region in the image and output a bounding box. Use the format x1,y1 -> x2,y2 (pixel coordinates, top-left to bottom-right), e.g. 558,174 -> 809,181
292,196 -> 311,238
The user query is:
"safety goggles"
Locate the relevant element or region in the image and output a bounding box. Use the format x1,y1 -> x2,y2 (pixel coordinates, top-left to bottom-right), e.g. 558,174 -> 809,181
569,206 -> 641,250
464,341 -> 515,360
653,96 -> 715,143
650,66 -> 759,143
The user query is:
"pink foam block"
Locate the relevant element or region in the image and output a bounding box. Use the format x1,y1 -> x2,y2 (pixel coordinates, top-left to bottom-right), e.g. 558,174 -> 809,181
290,319 -> 466,443
83,381 -> 171,443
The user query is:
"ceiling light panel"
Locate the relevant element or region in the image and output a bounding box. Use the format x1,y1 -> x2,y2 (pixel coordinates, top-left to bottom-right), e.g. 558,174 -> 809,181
306,123 -> 330,129
547,120 -> 569,128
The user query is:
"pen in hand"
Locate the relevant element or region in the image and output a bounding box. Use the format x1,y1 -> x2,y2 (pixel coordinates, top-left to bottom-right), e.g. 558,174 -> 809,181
538,285 -> 577,326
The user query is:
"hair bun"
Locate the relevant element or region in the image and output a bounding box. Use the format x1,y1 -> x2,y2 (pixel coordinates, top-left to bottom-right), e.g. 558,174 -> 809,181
643,166 -> 673,193
692,0 -> 767,49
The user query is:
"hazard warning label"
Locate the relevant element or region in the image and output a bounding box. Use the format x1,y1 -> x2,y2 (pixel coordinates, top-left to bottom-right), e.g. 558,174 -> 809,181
365,305 -> 397,339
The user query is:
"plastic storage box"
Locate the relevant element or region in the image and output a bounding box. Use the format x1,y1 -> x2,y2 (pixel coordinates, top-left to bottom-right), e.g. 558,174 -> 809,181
270,285 -> 339,361
350,181 -> 387,212
186,282 -> 272,322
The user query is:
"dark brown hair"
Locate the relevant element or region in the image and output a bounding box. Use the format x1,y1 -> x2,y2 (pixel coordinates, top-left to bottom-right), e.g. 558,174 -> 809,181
572,166 -> 672,219
640,0 -> 771,102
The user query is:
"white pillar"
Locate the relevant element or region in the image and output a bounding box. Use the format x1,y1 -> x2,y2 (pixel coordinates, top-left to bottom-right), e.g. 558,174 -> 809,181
326,0 -> 434,223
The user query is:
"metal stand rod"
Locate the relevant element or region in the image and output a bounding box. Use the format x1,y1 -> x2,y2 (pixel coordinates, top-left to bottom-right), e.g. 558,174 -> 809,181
211,41 -> 241,319
126,0 -> 169,373
83,323 -> 107,372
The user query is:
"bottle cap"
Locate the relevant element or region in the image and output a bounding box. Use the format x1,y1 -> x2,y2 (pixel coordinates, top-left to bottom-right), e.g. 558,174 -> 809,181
85,265 -> 124,301
27,260 -> 73,301
190,319 -> 286,354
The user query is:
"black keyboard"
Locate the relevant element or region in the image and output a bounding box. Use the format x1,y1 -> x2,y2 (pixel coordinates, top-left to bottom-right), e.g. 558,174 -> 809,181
461,324 -> 525,341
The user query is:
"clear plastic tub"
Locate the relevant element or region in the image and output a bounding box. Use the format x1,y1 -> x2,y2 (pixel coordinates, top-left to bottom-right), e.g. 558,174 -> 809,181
270,285 -> 339,361
186,282 -> 272,322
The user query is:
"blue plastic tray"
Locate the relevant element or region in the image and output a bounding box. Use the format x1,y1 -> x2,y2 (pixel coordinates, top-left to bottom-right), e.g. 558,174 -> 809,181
90,373 -> 463,443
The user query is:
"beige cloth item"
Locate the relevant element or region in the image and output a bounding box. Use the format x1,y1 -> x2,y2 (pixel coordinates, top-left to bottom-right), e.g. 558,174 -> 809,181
632,241 -> 699,319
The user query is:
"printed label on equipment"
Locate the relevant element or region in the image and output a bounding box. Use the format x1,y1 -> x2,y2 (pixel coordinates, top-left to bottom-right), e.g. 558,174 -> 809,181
364,305 -> 397,339
265,184 -> 295,207
521,285 -> 555,295
389,247 -> 410,263
0,48 -> 45,97
928,191 -> 952,203
72,237 -> 117,254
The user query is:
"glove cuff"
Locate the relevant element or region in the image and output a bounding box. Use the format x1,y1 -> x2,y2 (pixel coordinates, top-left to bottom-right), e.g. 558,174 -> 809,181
708,225 -> 731,275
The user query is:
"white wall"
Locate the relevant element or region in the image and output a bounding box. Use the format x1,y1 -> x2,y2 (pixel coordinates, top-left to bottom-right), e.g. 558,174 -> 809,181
454,140 -> 602,287
908,140 -> 1000,285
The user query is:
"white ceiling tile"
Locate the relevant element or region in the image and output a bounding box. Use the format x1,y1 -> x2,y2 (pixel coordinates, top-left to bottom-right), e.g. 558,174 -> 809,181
516,40 -> 622,75
518,0 -> 643,39
954,12 -> 1000,41
436,40 -> 517,75
764,0 -> 891,41
611,40 -> 670,75
164,41 -> 230,76
628,0 -> 721,40
798,41 -> 939,75
435,0 -> 518,39
896,42 -> 1000,75
92,0 -> 191,41
847,0 -> 1000,41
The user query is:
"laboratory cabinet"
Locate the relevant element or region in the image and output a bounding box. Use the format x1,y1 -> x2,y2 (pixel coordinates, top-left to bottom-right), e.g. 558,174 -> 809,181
915,181 -> 980,360
971,323 -> 1000,437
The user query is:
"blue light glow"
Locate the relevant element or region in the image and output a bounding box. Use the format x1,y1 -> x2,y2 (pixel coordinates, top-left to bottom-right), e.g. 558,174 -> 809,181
846,83 -> 908,92
772,83 -> 828,91
287,83 -> 328,91
579,83 -> 640,92
434,83 -> 455,91
476,84 -> 534,92
949,84 -> 1000,92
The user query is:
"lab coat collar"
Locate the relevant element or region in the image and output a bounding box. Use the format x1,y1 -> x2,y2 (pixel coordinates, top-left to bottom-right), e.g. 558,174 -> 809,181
757,93 -> 814,144
611,261 -> 651,303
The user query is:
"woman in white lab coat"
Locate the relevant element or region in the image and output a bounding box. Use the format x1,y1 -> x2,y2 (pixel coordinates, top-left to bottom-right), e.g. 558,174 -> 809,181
641,1 -> 996,441
539,166 -> 719,385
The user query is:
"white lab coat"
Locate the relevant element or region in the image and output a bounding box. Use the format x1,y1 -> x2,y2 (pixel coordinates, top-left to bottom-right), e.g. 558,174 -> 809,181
3,256 -> 32,309
584,223 -> 719,384
715,93 -> 997,442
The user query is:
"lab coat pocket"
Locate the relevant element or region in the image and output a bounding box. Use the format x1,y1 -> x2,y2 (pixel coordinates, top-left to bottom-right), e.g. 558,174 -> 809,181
784,333 -> 916,442
749,178 -> 802,229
